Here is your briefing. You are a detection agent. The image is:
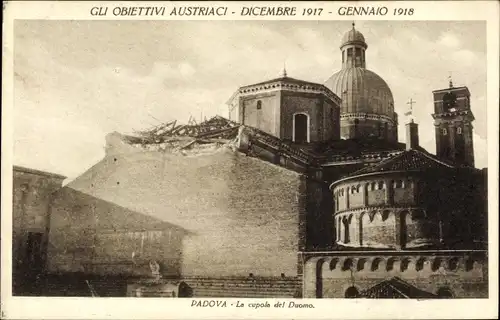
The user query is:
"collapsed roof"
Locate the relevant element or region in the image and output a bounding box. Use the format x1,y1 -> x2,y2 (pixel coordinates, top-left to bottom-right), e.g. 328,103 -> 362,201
124,115 -> 241,145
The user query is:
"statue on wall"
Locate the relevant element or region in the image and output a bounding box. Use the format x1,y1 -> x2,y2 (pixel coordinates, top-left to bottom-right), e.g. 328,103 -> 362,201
149,260 -> 162,281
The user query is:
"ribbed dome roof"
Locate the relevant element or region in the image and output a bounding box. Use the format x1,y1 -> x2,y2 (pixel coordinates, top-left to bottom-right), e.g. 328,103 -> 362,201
324,67 -> 394,117
341,24 -> 367,48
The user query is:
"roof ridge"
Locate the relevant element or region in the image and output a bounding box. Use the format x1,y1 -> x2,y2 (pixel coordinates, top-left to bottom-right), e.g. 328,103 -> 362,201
348,150 -> 407,175
241,76 -> 326,89
414,149 -> 455,168
387,283 -> 410,299
346,148 -> 458,178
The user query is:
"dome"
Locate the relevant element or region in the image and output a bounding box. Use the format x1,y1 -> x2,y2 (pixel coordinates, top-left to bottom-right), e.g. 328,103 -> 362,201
324,23 -> 398,142
341,24 -> 367,49
324,68 -> 394,117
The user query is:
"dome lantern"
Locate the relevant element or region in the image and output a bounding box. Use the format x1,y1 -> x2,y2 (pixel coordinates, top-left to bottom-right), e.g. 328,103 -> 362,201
340,22 -> 368,69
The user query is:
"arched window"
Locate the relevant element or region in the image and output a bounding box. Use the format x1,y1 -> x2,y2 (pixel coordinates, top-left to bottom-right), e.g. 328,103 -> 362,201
442,128 -> 448,135
355,48 -> 362,66
337,217 -> 342,240
393,180 -> 404,188
343,218 -> 350,243
371,258 -> 382,271
342,258 -> 354,271
465,259 -> 475,271
436,287 -> 454,298
448,258 -> 459,271
293,113 -> 309,143
457,127 -> 462,134
345,286 -> 360,298
355,47 -> 361,58
256,100 -> 263,128
347,48 -> 353,58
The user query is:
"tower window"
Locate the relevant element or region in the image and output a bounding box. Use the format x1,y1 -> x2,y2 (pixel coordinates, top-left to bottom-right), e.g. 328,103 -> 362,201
442,128 -> 448,135
347,48 -> 353,57
457,127 -> 462,134
355,47 -> 361,57
342,51 -> 345,63
377,181 -> 385,190
256,100 -> 262,110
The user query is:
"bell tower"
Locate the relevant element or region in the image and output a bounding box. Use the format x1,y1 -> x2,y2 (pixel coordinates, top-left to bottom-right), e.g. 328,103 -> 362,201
431,78 -> 475,167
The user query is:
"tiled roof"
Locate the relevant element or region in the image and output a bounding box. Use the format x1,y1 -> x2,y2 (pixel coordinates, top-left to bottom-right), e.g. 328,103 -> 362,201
14,165 -> 67,180
346,149 -> 455,177
360,277 -> 437,299
310,137 -> 407,158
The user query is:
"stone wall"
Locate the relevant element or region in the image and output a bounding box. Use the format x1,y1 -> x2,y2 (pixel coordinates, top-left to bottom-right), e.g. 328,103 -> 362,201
333,174 -> 426,249
281,92 -> 340,143
48,188 -> 185,277
331,169 -> 486,249
12,166 -> 65,294
48,142 -> 305,279
304,253 -> 488,298
240,92 -> 281,137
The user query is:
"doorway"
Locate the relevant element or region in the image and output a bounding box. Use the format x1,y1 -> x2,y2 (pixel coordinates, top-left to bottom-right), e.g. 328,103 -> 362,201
25,232 -> 44,275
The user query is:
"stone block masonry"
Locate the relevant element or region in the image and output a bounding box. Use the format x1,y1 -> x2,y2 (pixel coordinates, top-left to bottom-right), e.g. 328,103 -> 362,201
48,142 -> 305,280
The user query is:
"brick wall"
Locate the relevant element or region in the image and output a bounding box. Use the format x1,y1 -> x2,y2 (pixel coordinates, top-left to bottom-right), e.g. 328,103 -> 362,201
326,100 -> 340,140
304,254 -> 488,298
48,146 -> 304,278
362,214 -> 397,247
348,192 -> 364,208
367,189 -> 385,206
12,167 -> 65,294
241,92 -> 281,137
281,93 -> 321,142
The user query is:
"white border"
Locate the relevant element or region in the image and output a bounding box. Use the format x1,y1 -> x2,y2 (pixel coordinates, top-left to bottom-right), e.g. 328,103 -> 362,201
1,1 -> 499,319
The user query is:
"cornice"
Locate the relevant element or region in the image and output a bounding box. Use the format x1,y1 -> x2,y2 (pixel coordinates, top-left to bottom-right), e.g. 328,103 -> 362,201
237,80 -> 341,105
340,112 -> 396,124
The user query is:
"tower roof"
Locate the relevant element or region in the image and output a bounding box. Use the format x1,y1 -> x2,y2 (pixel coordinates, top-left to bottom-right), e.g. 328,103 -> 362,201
347,149 -> 455,176
227,75 -> 341,106
330,149 -> 458,188
360,277 -> 437,299
341,22 -> 367,49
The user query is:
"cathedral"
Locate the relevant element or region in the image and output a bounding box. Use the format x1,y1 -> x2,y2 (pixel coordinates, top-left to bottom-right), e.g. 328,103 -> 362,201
13,23 -> 488,298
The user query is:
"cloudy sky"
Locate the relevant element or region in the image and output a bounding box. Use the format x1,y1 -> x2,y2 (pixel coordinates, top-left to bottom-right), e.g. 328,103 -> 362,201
13,20 -> 487,179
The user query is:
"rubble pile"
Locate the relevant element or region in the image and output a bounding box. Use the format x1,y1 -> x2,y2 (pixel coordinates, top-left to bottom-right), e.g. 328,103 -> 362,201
125,116 -> 241,146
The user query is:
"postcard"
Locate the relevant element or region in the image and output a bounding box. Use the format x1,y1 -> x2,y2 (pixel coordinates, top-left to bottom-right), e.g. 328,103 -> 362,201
1,1 -> 498,319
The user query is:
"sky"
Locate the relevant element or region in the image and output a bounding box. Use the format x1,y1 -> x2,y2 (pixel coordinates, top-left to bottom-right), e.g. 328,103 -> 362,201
13,20 -> 487,179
